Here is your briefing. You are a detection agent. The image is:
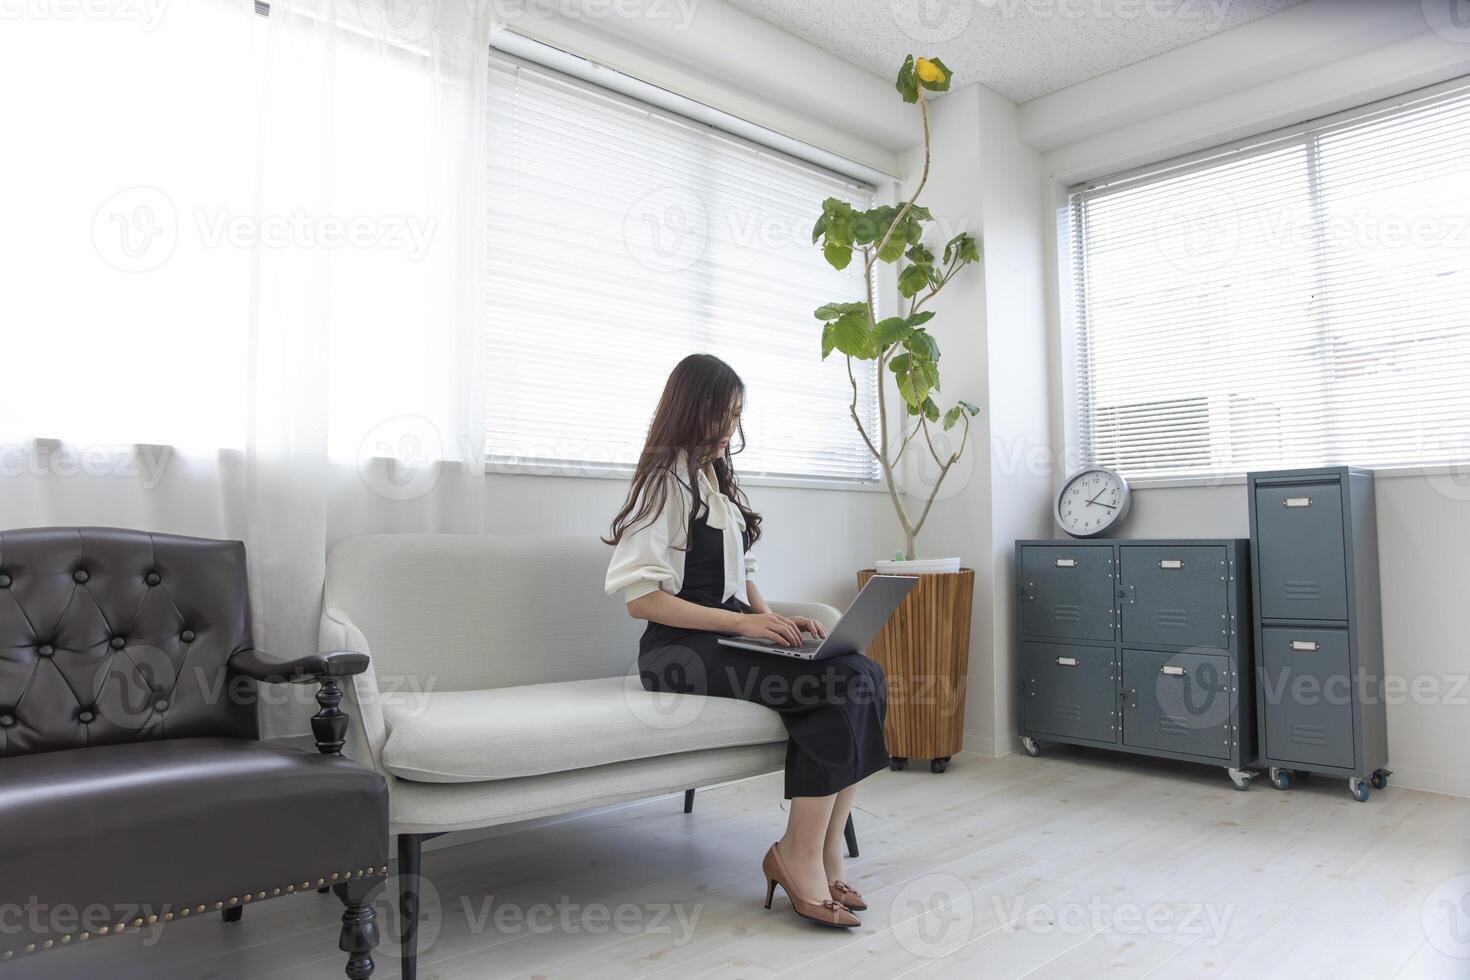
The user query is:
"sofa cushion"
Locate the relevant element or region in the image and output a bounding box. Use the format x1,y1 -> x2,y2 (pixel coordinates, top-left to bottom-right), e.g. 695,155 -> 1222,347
380,675 -> 788,783
0,738 -> 387,954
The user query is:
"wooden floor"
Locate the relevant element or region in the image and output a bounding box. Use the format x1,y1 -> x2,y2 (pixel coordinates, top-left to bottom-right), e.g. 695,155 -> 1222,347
10,747 -> 1469,979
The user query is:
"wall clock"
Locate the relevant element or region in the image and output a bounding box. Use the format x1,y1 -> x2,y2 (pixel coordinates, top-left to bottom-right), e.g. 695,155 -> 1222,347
1054,467 -> 1131,538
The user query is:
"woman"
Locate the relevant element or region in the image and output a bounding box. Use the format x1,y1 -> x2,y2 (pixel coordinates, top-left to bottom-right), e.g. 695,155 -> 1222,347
604,353 -> 889,929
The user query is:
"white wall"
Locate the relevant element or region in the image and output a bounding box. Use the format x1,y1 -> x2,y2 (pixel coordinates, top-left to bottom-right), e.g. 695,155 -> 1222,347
1031,0 -> 1470,797
483,473 -> 899,612
892,83 -> 1053,755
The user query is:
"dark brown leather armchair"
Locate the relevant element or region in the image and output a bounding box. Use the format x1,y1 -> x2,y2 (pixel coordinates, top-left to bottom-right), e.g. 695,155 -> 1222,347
0,527 -> 389,978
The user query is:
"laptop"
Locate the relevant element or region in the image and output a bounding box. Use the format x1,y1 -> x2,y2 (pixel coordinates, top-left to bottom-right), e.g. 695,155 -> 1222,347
717,574 -> 919,660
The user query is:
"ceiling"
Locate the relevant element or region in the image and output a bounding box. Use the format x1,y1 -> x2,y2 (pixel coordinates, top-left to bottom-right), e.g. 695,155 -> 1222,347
718,0 -> 1305,103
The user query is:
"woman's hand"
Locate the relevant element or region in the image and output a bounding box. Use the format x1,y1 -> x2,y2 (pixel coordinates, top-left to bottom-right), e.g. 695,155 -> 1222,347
789,616 -> 828,640
734,612 -> 804,647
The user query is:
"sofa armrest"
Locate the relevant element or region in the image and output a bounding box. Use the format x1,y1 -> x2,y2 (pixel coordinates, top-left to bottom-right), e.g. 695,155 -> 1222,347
229,648 -> 370,757
230,648 -> 370,684
768,600 -> 843,632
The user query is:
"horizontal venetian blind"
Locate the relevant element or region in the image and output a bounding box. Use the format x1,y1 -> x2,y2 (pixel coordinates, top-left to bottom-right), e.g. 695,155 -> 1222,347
1069,80 -> 1470,481
485,53 -> 880,481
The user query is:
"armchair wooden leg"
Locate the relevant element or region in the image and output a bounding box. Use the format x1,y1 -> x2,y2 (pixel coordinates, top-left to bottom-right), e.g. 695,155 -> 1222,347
844,813 -> 858,858
334,878 -> 381,980
222,906 -> 243,923
683,788 -> 695,813
398,833 -> 423,980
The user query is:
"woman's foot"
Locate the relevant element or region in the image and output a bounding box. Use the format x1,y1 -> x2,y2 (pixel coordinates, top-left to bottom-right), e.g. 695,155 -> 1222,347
763,842 -> 859,928
823,842 -> 866,910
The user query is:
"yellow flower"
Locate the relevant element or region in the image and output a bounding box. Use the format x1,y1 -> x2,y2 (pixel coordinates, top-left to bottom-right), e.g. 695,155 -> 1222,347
915,58 -> 947,85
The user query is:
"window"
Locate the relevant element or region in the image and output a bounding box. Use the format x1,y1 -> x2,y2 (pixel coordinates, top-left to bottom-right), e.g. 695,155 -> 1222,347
485,53 -> 881,482
1067,80 -> 1470,482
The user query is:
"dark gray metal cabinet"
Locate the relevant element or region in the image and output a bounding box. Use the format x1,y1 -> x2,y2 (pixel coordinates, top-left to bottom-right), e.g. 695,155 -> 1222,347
1248,467 -> 1390,802
1015,539 -> 1257,789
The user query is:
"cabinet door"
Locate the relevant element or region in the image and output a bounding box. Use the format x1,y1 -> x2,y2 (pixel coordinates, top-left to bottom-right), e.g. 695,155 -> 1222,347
1121,649 -> 1233,760
1254,482 -> 1349,622
1119,545 -> 1229,649
1021,642 -> 1117,743
1260,626 -> 1355,769
1018,544 -> 1115,643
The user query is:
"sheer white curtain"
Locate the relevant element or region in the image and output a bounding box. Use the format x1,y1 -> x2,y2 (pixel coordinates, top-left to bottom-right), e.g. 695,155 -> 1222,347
0,0 -> 494,731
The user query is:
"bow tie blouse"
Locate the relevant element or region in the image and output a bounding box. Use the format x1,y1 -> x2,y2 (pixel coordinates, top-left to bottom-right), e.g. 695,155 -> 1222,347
604,463 -> 757,607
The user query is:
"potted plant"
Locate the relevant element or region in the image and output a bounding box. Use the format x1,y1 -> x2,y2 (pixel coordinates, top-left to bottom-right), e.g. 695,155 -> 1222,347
810,54 -> 980,773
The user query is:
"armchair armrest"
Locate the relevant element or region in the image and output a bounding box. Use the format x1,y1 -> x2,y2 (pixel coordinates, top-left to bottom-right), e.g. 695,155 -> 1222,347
230,648 -> 370,684
228,648 -> 371,757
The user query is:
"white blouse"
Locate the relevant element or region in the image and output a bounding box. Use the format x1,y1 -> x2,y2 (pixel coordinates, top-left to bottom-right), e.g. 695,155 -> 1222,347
604,461 -> 758,606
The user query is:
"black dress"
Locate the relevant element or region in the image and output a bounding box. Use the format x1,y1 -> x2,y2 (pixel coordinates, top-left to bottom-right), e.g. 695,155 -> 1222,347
637,495 -> 890,799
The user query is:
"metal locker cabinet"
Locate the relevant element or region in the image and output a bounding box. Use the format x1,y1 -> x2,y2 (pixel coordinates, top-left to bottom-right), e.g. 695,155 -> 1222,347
1259,627 -> 1355,770
1121,649 -> 1233,760
1016,539 -> 1256,790
1119,545 -> 1230,650
1021,641 -> 1117,744
1253,481 -> 1349,622
1248,467 -> 1390,802
1017,543 -> 1115,643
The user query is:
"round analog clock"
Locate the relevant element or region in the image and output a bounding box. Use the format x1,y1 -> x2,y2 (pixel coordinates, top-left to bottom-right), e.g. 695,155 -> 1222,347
1055,467 -> 1131,538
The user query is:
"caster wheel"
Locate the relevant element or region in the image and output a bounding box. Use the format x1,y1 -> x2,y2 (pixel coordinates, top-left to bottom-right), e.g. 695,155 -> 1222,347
889,757 -> 908,771
1227,768 -> 1254,791
1269,767 -> 1291,791
930,758 -> 949,774
1370,769 -> 1389,790
1021,737 -> 1041,758
1349,777 -> 1370,803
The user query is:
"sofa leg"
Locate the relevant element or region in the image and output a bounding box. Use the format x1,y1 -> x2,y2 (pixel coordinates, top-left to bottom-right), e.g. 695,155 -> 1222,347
222,906 -> 243,923
683,788 -> 695,813
844,813 -> 858,858
334,878 -> 381,980
399,833 -> 423,980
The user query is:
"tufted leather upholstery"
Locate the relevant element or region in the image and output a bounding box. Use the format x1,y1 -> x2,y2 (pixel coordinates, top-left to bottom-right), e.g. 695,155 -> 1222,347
0,527 -> 388,976
0,527 -> 257,756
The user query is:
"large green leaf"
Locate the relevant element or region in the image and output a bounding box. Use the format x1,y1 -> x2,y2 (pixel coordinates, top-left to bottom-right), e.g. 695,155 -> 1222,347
830,310 -> 872,359
895,54 -> 919,104
898,263 -> 931,298
921,396 -> 941,422
874,317 -> 911,350
814,301 -> 867,321
821,323 -> 837,360
824,241 -> 853,270
943,232 -> 980,265
904,328 -> 940,361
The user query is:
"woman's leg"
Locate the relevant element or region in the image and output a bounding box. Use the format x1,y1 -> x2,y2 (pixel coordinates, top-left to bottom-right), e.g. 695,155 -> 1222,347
823,785 -> 857,883
777,794 -> 837,900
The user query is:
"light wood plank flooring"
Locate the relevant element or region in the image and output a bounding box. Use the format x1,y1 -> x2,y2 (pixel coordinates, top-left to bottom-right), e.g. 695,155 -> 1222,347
8,747 -> 1469,979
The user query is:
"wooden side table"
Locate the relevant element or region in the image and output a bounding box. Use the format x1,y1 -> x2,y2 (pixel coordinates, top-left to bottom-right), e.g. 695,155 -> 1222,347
858,568 -> 974,773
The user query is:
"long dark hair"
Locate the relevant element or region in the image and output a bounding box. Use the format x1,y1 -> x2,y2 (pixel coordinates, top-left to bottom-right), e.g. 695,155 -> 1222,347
604,353 -> 762,549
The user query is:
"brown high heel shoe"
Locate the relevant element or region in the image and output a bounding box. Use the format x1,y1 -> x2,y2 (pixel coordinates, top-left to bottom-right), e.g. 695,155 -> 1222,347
828,880 -> 867,911
762,843 -> 860,928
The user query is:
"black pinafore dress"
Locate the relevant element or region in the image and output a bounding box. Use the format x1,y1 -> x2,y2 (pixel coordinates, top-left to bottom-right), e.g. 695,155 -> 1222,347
637,493 -> 890,799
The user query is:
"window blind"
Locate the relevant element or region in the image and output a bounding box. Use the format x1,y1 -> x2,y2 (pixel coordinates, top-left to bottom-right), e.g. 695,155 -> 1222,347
485,53 -> 881,481
1069,80 -> 1470,482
